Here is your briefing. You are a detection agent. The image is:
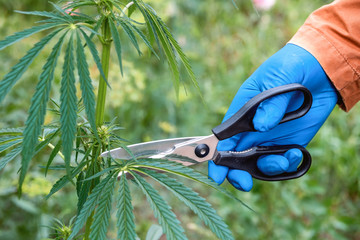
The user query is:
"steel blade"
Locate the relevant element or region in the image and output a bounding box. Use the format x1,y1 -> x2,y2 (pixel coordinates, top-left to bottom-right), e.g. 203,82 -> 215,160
100,136 -> 202,160
150,134 -> 219,166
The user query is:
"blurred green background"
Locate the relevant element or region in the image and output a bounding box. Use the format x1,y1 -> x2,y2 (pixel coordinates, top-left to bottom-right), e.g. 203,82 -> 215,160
1,0 -> 359,239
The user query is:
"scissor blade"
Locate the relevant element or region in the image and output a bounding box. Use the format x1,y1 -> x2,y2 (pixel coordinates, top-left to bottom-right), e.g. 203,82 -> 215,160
100,136 -> 201,160
150,134 -> 219,166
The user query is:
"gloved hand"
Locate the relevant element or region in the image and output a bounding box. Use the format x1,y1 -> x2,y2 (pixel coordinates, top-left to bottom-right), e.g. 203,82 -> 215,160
208,43 -> 338,191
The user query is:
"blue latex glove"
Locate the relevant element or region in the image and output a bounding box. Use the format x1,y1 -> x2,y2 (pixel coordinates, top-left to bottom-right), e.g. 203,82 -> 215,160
208,43 -> 338,191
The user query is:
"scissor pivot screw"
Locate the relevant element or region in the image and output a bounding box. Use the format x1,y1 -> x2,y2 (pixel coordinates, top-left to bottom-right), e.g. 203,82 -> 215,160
195,144 -> 210,158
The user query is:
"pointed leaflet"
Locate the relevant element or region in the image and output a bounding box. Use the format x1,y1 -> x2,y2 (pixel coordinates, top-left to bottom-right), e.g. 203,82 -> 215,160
14,10 -> 71,23
60,33 -> 78,177
79,29 -> 109,87
89,176 -> 116,240
75,31 -> 97,138
108,18 -> 123,76
128,159 -> 253,211
138,168 -> 234,240
136,2 -> 180,95
126,21 -> 159,59
117,173 -> 137,240
0,29 -> 62,103
20,32 -> 68,193
0,145 -> 22,170
117,19 -> 141,55
69,173 -> 115,240
0,22 -> 60,51
45,140 -> 62,176
45,159 -> 87,199
0,128 -> 24,136
159,19 -> 200,95
49,2 -> 73,22
130,171 -> 187,240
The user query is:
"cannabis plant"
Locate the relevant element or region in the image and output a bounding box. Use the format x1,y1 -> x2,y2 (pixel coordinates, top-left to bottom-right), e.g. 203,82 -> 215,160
0,1 -> 244,239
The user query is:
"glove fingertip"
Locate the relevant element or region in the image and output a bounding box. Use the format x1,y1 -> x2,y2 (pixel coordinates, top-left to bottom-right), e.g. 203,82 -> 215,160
227,169 -> 253,192
285,148 -> 303,172
257,155 -> 289,175
208,161 -> 228,184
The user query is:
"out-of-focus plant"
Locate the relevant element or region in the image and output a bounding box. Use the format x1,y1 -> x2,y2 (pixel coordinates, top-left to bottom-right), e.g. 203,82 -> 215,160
0,0 -> 244,239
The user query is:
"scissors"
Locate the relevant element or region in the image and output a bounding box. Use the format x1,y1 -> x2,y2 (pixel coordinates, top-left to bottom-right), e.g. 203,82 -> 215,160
101,83 -> 313,181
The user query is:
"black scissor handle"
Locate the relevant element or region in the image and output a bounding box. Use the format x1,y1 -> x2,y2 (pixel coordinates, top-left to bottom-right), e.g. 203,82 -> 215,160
213,145 -> 311,181
212,83 -> 312,140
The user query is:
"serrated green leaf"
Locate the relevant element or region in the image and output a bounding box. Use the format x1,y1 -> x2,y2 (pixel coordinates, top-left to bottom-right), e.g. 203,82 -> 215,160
137,168 -> 234,240
128,159 -> 253,211
0,139 -> 22,154
60,33 -> 78,177
74,31 -> 97,138
46,159 -> 88,199
117,18 -> 141,55
34,128 -> 60,156
0,22 -> 60,51
88,15 -> 104,42
0,127 -> 24,136
45,140 -> 62,176
20,30 -> 67,193
130,171 -> 187,240
50,2 -> 73,22
127,21 -> 159,59
117,173 -> 137,240
82,166 -> 118,182
63,0 -> 96,11
0,29 -> 62,103
146,224 -> 163,240
77,157 -> 95,213
69,173 -> 114,240
15,10 -> 70,23
0,136 -> 23,145
0,145 -> 22,170
76,170 -> 85,197
89,175 -> 116,240
136,2 -> 180,95
159,20 -> 200,95
108,18 -> 123,76
79,28 -> 109,87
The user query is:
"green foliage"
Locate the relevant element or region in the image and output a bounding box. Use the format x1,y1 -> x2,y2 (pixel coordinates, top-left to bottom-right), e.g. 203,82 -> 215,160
0,1 -> 230,239
117,173 -> 137,240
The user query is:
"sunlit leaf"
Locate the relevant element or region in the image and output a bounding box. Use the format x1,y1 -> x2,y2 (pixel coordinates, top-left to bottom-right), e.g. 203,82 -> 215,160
45,140 -> 62,176
90,175 -> 116,240
20,32 -> 67,193
117,18 -> 141,55
108,18 -> 123,75
117,173 -> 137,240
0,145 -> 22,170
0,29 -> 62,103
128,159 -> 253,211
46,156 -> 88,200
130,171 -> 187,240
69,173 -> 115,240
14,10 -> 70,23
75,31 -> 97,138
60,33 -> 78,177
79,28 -> 109,87
138,168 -> 234,240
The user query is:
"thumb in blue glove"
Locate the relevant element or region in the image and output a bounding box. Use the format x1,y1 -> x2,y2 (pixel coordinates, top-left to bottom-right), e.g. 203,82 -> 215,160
208,43 -> 338,191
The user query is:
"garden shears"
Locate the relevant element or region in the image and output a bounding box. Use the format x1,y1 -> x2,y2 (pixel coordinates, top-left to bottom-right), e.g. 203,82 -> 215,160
101,83 -> 313,181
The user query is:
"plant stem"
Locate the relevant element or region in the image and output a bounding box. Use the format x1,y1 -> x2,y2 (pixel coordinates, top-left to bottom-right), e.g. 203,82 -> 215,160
95,17 -> 112,127
84,13 -> 112,240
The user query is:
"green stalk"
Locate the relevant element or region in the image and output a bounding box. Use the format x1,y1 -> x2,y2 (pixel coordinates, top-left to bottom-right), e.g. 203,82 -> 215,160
84,13 -> 112,240
95,18 -> 112,127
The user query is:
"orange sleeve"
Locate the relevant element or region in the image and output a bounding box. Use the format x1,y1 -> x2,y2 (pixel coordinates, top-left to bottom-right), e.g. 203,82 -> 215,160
289,0 -> 360,111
